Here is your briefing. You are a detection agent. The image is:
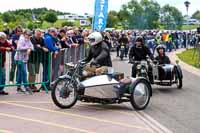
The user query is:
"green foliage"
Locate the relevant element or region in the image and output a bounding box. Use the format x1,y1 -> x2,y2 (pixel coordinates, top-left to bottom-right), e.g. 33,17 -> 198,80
61,21 -> 74,27
177,49 -> 200,68
2,12 -> 15,23
192,11 -> 200,20
26,21 -> 40,30
8,22 -> 16,29
106,10 -> 120,28
41,21 -> 52,29
118,0 -> 160,29
160,4 -> 183,30
44,12 -> 58,24
182,24 -> 199,30
0,8 -> 66,29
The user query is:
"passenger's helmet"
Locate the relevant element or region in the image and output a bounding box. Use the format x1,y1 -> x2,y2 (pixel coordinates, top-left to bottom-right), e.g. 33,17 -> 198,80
156,44 -> 166,53
88,32 -> 103,46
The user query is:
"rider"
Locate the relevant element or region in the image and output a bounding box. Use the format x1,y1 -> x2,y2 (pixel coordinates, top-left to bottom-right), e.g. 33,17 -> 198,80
119,33 -> 129,57
155,44 -> 171,64
82,31 -> 112,76
129,36 -> 154,79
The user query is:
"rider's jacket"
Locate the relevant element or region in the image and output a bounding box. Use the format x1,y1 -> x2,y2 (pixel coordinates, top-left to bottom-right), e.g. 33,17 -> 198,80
129,45 -> 154,61
84,41 -> 112,67
119,36 -> 129,46
155,55 -> 171,64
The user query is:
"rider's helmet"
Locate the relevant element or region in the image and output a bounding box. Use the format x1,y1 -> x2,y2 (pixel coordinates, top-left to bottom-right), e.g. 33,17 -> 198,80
135,36 -> 144,44
156,44 -> 166,53
88,31 -> 103,46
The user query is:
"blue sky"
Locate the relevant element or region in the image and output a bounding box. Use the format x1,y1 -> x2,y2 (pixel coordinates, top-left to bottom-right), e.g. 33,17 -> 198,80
0,0 -> 198,16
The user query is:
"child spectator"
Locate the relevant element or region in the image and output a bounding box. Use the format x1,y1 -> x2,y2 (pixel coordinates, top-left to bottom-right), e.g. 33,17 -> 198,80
14,29 -> 34,94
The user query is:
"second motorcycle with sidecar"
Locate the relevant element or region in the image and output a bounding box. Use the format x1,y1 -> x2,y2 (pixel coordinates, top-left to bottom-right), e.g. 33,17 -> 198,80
129,59 -> 183,89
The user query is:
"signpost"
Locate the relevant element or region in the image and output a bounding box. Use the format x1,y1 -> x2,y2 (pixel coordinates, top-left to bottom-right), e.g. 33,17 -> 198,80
92,0 -> 109,31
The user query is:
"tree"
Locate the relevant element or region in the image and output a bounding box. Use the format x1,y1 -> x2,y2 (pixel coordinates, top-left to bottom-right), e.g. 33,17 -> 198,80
2,12 -> 15,23
192,11 -> 200,20
140,0 -> 160,29
106,10 -> 120,28
44,12 -> 58,24
160,4 -> 183,30
118,0 -> 160,29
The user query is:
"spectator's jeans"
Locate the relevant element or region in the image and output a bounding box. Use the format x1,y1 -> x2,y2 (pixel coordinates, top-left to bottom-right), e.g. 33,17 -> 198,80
166,42 -> 172,52
0,68 -> 6,92
16,61 -> 28,88
9,51 -> 17,82
174,39 -> 179,49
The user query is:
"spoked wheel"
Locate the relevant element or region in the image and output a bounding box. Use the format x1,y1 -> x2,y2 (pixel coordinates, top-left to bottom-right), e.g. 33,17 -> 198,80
130,79 -> 151,110
51,79 -> 78,109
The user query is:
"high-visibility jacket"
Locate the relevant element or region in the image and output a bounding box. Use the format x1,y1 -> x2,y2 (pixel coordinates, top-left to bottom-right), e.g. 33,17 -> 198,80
155,36 -> 161,44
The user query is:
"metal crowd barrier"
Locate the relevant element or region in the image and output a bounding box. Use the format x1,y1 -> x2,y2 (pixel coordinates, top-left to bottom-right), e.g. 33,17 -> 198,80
51,44 -> 88,82
0,44 -> 88,93
0,49 -> 51,93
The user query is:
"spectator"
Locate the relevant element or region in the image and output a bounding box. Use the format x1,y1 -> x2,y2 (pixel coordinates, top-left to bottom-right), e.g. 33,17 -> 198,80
9,26 -> 23,83
75,28 -> 85,60
29,29 -> 47,92
0,32 -> 13,95
44,28 -> 60,86
14,29 -> 34,94
57,29 -> 69,75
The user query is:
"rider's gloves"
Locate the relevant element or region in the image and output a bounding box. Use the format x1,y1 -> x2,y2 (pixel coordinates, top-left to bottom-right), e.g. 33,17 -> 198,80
90,61 -> 98,67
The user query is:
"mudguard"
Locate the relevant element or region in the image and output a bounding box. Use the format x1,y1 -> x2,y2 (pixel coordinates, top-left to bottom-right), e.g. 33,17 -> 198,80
174,65 -> 183,79
59,74 -> 73,80
50,75 -> 73,88
129,77 -> 152,96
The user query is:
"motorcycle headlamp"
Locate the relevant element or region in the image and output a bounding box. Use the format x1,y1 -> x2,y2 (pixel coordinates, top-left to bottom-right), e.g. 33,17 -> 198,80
137,65 -> 141,69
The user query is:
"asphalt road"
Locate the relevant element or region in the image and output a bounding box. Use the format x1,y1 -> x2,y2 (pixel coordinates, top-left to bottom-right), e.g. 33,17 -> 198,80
112,55 -> 200,133
144,69 -> 200,133
0,52 -> 199,133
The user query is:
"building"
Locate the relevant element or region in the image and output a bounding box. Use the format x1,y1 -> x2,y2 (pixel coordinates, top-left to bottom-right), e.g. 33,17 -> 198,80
58,13 -> 92,26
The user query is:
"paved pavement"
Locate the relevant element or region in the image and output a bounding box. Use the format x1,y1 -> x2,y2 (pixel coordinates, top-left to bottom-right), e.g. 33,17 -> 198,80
143,50 -> 200,133
1,49 -> 199,133
0,53 -> 173,133
0,88 -> 170,133
111,50 -> 200,133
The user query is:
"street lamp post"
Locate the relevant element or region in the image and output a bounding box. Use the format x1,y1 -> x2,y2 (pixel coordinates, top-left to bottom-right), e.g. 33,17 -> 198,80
184,1 -> 190,49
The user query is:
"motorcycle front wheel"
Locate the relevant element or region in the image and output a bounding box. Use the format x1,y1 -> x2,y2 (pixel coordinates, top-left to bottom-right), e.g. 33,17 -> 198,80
51,78 -> 78,109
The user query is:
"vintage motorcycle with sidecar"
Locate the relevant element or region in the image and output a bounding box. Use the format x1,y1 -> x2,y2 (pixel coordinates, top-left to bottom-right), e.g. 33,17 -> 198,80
129,59 -> 183,89
51,61 -> 152,110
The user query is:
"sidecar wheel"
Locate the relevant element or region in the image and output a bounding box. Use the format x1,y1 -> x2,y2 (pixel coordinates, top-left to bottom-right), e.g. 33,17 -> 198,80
175,66 -> 183,89
176,76 -> 182,89
130,79 -> 151,110
51,78 -> 78,109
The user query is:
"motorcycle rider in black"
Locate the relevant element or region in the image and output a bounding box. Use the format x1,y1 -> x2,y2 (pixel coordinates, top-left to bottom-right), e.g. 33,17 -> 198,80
119,33 -> 129,58
129,36 -> 154,81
